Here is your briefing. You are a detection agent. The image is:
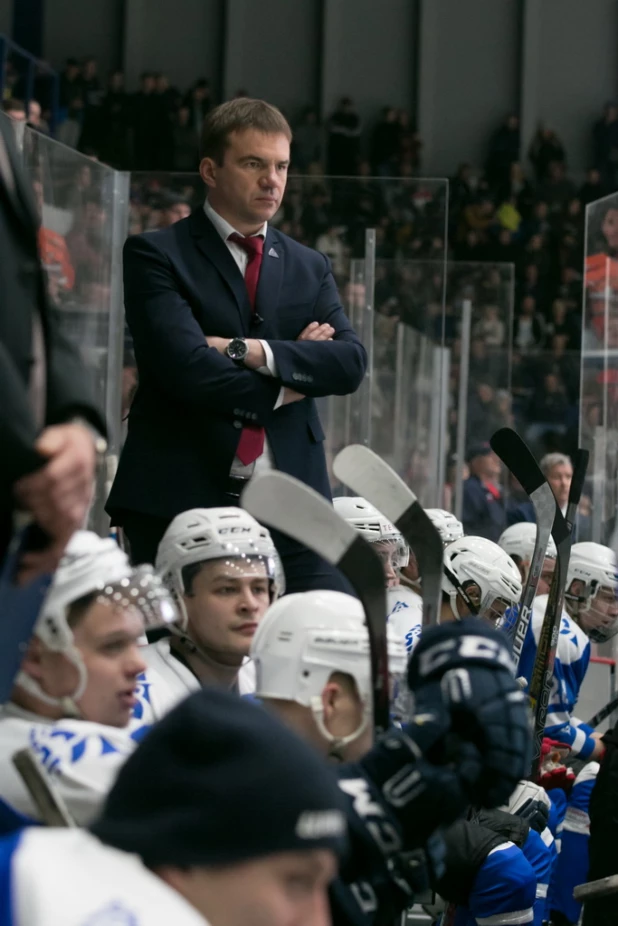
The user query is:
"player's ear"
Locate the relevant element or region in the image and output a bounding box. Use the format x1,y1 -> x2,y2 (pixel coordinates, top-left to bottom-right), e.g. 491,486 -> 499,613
321,682 -> 339,723
19,637 -> 45,680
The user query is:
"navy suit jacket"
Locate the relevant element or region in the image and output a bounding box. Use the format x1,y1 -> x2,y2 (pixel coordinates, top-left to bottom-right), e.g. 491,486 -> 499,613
106,208 -> 367,522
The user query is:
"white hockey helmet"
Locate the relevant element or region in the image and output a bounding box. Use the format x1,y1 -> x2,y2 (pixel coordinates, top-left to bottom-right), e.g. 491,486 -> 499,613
16,531 -> 176,713
156,507 -> 284,629
442,535 -> 522,622
251,590 -> 407,751
426,509 -> 464,545
498,523 -> 557,563
333,496 -> 409,567
565,542 -> 618,642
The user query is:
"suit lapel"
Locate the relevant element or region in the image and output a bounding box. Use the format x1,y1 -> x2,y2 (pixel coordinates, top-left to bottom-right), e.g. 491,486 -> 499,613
188,209 -> 252,330
256,229 -> 283,335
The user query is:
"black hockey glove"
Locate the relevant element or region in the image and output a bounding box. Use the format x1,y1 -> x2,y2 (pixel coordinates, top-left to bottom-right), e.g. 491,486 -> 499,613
406,619 -> 532,807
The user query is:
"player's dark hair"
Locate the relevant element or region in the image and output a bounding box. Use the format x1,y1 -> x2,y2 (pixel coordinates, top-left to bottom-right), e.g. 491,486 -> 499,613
181,562 -> 204,597
199,98 -> 292,163
67,592 -> 98,628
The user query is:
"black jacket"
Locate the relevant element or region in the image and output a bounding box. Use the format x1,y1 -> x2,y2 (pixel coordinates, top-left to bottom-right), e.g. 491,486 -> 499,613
0,115 -> 105,553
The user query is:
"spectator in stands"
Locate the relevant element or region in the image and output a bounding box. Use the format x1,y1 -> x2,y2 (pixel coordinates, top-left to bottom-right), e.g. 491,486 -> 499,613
513,296 -> 545,351
485,114 -> 520,189
315,224 -> 347,278
172,105 -> 200,171
292,106 -> 323,171
525,371 -> 570,447
370,106 -> 401,176
545,298 -> 580,349
467,383 -> 507,443
158,193 -> 191,228
27,99 -> 50,134
528,125 -> 566,182
301,185 -> 330,243
66,194 -> 107,292
499,161 -> 535,217
327,97 -> 361,175
462,443 -> 506,542
398,110 -> 422,173
450,163 -> 476,214
593,101 -> 618,189
58,57 -> 83,117
472,305 -> 506,347
496,195 -> 522,233
2,98 -> 26,122
538,161 -> 576,215
99,71 -> 131,168
508,454 -> 590,533
184,78 -> 212,135
579,167 -> 605,207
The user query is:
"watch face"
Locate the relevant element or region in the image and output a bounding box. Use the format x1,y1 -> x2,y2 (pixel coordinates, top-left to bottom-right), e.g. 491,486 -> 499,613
227,338 -> 248,361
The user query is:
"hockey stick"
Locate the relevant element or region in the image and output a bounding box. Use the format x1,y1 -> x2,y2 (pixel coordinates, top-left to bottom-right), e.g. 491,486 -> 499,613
528,448 -> 588,780
332,445 -> 443,629
490,429 -> 556,662
0,519 -> 53,703
574,874 -> 618,901
587,694 -> 618,729
241,472 -> 390,737
12,748 -> 76,827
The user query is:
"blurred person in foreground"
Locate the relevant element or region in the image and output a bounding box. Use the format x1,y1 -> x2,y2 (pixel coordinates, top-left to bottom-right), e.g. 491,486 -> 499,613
107,98 -> 366,593
462,443 -> 506,542
0,688 -> 347,926
0,109 -> 105,576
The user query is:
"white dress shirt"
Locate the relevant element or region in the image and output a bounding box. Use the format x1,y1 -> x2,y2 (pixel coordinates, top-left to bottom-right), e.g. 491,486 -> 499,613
203,198 -> 284,476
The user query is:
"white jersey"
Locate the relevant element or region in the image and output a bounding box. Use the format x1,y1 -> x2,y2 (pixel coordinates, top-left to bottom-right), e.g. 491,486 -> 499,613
387,585 -> 423,654
0,827 -> 208,925
0,703 -> 141,825
136,638 -> 257,723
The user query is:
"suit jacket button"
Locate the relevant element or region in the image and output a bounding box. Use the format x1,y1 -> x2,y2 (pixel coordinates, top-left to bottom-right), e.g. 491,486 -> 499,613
233,420 -> 242,429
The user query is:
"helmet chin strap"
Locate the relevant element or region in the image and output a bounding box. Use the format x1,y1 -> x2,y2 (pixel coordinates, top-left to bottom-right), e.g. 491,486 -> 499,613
443,566 -> 480,621
14,644 -> 87,719
309,694 -> 370,758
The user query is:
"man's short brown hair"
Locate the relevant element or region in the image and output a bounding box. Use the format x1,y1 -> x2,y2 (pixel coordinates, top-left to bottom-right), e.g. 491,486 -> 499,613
199,98 -> 292,163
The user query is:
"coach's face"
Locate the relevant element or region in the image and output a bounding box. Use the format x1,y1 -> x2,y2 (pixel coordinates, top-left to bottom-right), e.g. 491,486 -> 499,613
200,129 -> 290,234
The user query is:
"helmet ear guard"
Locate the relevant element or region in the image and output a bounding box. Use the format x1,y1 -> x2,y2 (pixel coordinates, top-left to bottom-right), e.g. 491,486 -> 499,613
443,564 -> 480,619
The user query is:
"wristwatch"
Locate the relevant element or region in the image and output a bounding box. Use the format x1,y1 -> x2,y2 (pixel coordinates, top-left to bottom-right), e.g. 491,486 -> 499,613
226,337 -> 249,365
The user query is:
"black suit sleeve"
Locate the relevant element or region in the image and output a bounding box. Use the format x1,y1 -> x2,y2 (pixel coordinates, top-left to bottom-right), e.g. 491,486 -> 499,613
124,234 -> 281,422
0,341 -> 42,490
268,254 -> 367,397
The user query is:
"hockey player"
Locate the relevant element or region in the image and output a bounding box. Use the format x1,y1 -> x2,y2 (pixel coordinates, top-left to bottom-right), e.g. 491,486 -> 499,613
252,588 -> 538,926
498,522 -> 558,596
426,508 -> 465,544
0,531 -> 176,825
142,507 -> 284,719
332,495 -> 422,653
441,534 -> 523,625
0,688 -> 349,926
541,542 -> 618,925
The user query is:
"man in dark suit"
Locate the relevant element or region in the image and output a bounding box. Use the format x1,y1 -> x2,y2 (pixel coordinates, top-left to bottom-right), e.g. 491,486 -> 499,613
0,113 -> 106,577
107,98 -> 367,592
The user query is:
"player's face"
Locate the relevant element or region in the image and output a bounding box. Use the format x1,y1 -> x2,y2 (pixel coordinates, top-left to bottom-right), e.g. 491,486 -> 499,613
200,129 -> 290,233
535,556 -> 556,596
579,585 -> 618,639
185,558 -> 271,663
547,463 -> 572,508
161,849 -> 337,926
38,601 -> 146,726
372,540 -> 400,588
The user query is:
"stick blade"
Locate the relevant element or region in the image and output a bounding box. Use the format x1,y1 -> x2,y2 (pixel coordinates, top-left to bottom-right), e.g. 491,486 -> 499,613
242,472 -> 356,565
333,445 -> 417,524
490,428 -> 546,495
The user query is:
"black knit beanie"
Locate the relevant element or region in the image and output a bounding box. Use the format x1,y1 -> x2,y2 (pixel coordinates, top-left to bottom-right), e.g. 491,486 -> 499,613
91,688 -> 347,867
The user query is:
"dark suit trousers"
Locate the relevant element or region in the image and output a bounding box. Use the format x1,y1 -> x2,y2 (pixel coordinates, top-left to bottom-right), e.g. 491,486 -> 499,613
120,511 -> 354,596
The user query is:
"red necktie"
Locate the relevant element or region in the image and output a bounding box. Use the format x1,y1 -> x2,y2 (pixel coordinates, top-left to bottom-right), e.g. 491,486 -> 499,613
228,233 -> 266,465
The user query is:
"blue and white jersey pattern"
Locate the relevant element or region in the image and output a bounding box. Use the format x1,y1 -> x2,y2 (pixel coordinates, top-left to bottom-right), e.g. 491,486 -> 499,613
0,828 -> 208,925
516,595 -> 593,758
454,841 -> 536,926
387,585 -> 422,654
0,704 -> 146,826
